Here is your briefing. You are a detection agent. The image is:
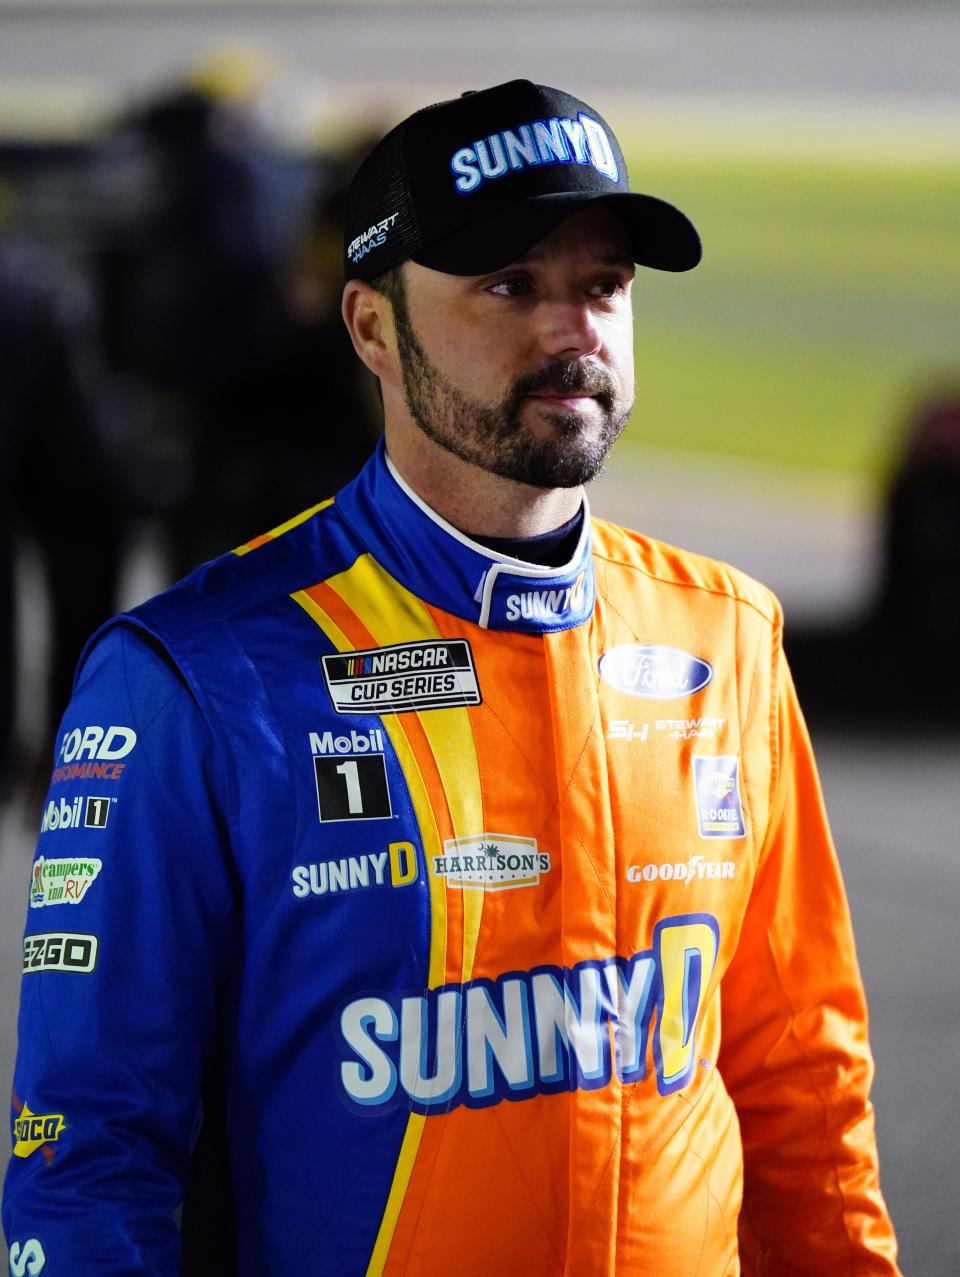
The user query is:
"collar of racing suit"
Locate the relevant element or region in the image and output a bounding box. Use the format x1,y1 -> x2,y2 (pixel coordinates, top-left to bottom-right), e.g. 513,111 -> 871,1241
335,440 -> 596,634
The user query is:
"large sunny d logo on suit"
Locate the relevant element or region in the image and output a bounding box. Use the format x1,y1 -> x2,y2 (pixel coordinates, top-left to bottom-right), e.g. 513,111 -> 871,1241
338,913 -> 719,1115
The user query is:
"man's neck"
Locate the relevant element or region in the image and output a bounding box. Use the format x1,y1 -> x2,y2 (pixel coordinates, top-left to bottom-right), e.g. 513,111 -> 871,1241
383,421 -> 583,540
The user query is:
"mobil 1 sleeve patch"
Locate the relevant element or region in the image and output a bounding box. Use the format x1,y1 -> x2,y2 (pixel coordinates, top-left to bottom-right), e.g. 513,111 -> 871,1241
314,753 -> 392,822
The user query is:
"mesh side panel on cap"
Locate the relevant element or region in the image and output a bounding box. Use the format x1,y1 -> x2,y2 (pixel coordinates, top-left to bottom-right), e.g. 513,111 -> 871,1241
342,121 -> 421,282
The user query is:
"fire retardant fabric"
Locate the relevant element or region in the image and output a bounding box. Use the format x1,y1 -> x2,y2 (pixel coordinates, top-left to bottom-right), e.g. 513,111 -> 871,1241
3,441 -> 900,1275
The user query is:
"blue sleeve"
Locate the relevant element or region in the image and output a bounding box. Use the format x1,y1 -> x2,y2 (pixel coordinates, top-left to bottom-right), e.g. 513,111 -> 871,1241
3,624 -> 238,1275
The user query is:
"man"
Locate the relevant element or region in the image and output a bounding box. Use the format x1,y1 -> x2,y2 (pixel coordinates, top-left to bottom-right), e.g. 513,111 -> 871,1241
4,80 -> 899,1275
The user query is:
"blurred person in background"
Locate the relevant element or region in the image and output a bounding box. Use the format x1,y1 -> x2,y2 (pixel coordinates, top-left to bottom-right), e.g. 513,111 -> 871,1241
3,80 -> 900,1276
90,49 -> 380,580
0,183 -> 123,805
788,386 -> 960,728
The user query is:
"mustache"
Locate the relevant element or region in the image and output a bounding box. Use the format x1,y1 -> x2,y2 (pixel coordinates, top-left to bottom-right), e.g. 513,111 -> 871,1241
511,360 -> 618,407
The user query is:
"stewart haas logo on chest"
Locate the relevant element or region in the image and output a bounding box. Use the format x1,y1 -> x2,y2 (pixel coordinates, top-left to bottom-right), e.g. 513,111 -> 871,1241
321,640 -> 481,714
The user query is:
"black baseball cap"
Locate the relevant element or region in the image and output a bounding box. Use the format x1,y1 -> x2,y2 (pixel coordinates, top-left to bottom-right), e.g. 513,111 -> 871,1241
343,79 -> 701,282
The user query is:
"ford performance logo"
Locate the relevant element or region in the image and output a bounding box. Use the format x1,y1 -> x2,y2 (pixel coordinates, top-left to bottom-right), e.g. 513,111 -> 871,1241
599,644 -> 713,700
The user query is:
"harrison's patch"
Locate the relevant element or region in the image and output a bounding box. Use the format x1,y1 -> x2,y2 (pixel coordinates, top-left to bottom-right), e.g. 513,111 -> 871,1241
433,833 -> 551,891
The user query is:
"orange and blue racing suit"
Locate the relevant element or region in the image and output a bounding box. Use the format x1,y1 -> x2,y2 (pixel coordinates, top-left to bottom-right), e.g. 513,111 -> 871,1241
3,441 -> 900,1275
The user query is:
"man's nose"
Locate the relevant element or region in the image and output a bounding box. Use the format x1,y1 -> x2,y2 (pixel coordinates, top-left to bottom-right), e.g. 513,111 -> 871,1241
537,300 -> 603,361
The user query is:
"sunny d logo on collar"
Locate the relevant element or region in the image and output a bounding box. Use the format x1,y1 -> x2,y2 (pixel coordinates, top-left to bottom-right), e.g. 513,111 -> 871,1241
450,113 -> 619,195
503,568 -> 588,624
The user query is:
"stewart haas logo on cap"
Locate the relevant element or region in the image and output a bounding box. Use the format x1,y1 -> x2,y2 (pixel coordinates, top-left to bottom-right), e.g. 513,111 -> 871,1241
347,211 -> 399,267
321,640 -> 481,714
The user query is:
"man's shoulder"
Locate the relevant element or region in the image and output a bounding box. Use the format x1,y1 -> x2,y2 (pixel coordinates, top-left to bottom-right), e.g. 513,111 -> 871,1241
93,498 -> 356,666
590,516 -> 782,628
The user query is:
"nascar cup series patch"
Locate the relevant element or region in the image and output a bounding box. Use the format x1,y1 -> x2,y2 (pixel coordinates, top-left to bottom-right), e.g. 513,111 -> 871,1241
321,640 -> 481,714
692,755 -> 746,839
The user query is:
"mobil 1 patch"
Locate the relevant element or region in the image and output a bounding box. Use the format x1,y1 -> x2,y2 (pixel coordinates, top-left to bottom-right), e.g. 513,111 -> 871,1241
311,728 -> 392,822
692,755 -> 746,839
321,640 -> 481,715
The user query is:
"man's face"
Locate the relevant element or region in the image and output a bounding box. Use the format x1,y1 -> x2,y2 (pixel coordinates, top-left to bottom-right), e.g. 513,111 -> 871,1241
392,207 -> 636,489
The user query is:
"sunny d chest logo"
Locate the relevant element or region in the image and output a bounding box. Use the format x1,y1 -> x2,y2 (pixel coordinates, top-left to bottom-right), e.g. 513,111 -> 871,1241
692,755 -> 746,839
322,640 -> 481,714
30,857 -> 102,907
292,841 -> 418,900
433,834 -> 551,891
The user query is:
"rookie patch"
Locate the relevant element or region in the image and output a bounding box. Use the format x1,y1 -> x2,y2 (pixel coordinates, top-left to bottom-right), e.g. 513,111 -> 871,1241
692,755 -> 746,839
322,640 -> 481,714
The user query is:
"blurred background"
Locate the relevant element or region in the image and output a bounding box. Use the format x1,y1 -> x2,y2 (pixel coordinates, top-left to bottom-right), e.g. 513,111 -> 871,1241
1,1 -> 958,1273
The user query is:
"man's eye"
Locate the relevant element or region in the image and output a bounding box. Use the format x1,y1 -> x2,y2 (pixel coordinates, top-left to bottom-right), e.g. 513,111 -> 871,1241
590,279 -> 627,299
488,277 -> 531,297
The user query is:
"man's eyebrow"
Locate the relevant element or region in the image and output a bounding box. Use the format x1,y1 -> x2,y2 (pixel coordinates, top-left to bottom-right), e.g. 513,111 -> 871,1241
508,248 -> 635,269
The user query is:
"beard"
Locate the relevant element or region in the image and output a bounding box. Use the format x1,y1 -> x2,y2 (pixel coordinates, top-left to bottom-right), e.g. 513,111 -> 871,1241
392,291 -> 633,490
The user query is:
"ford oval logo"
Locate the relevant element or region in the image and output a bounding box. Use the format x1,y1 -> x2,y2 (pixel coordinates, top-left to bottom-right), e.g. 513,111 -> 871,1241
599,644 -> 713,700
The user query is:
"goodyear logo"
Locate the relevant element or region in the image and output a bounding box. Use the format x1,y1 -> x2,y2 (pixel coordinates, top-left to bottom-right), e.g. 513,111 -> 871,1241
13,1103 -> 65,1158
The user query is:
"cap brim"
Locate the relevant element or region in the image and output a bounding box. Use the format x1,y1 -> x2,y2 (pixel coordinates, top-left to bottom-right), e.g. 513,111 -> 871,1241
412,190 -> 701,276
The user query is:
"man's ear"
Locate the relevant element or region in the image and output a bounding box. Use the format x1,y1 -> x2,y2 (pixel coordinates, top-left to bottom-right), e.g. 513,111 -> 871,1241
342,280 -> 401,389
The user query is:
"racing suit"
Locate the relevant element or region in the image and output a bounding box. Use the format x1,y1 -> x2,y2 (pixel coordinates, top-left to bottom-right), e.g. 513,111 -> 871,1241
3,441 -> 900,1275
